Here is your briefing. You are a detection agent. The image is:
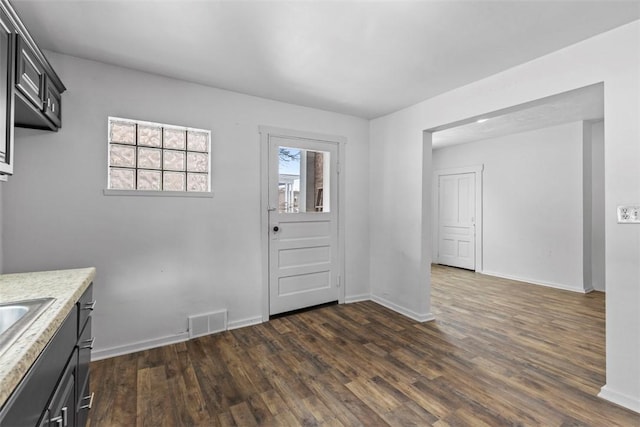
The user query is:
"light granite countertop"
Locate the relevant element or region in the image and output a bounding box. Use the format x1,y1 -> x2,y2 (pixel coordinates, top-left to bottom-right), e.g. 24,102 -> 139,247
0,267 -> 96,408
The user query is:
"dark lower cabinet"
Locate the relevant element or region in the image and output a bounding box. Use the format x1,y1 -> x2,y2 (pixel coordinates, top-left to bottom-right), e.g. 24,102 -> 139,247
76,286 -> 94,426
0,284 -> 95,427
43,349 -> 77,427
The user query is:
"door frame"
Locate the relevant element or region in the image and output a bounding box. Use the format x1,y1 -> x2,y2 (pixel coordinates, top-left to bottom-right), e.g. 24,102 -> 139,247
259,126 -> 346,322
433,165 -> 484,272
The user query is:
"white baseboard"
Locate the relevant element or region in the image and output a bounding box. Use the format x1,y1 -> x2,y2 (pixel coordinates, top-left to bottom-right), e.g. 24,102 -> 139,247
345,293 -> 370,303
481,270 -> 589,294
92,332 -> 189,361
91,297 -> 439,361
371,294 -> 435,323
228,316 -> 263,330
92,315 -> 264,361
599,385 -> 640,414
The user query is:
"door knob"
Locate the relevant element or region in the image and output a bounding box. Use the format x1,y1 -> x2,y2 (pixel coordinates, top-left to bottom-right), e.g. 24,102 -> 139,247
273,226 -> 279,232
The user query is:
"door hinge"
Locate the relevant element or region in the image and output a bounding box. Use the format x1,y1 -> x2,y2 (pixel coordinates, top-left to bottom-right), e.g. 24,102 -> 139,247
337,162 -> 341,175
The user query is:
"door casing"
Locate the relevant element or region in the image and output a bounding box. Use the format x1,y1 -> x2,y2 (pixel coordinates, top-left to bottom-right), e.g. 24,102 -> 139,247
433,165 -> 483,272
260,126 -> 346,321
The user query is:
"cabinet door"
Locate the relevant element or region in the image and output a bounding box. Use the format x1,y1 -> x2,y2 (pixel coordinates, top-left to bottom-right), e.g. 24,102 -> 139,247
43,75 -> 61,127
77,316 -> 92,404
76,379 -> 93,427
0,308 -> 77,426
15,35 -> 44,109
47,350 -> 77,427
0,8 -> 13,175
78,283 -> 95,333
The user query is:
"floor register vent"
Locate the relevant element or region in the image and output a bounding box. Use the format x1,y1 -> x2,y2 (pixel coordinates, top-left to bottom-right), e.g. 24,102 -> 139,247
188,309 -> 228,339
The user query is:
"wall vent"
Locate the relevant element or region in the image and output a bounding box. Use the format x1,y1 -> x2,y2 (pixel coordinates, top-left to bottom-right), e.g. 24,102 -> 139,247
188,309 -> 227,339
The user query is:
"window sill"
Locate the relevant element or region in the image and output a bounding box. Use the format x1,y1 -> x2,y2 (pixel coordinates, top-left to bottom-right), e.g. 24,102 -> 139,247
103,189 -> 214,198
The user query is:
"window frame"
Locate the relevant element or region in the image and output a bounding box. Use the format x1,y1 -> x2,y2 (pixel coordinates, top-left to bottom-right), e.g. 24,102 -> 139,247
104,116 -> 213,197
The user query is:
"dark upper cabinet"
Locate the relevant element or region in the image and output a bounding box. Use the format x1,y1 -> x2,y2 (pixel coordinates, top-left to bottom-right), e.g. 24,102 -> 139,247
44,75 -> 61,127
11,20 -> 65,132
15,34 -> 45,109
0,0 -> 66,176
0,7 -> 14,175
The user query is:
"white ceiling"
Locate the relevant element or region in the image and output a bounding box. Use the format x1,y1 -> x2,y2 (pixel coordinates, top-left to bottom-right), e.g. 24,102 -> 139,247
12,0 -> 640,119
431,83 -> 604,148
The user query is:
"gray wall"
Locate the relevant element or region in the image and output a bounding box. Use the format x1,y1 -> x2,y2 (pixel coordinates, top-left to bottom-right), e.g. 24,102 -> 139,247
3,52 -> 371,357
369,21 -> 640,409
590,120 -> 606,291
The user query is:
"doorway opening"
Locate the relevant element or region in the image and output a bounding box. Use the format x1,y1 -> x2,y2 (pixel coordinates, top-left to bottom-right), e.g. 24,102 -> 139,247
424,82 -> 606,400
427,83 -> 604,293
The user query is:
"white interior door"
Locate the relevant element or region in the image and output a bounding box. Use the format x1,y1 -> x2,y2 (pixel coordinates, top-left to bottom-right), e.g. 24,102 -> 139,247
268,136 -> 339,315
438,172 -> 476,270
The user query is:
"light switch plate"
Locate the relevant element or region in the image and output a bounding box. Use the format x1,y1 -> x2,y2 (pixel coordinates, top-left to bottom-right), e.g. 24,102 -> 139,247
617,206 -> 640,223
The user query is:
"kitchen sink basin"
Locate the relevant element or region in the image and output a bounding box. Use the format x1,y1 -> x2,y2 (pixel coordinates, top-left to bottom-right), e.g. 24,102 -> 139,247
0,298 -> 55,356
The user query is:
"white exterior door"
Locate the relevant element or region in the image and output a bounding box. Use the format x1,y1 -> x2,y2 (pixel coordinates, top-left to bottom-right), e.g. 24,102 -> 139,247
438,172 -> 476,270
267,135 -> 340,315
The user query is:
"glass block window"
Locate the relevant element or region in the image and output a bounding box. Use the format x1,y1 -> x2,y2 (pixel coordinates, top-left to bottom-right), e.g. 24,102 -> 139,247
108,117 -> 211,192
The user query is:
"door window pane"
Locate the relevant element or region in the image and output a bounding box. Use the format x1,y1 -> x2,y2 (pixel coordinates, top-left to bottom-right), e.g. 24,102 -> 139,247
278,146 -> 330,213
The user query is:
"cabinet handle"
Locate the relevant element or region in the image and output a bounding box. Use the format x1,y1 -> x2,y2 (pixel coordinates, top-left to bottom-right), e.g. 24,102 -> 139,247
83,300 -> 96,311
51,406 -> 67,427
50,415 -> 62,427
52,103 -> 55,113
81,336 -> 95,349
80,392 -> 95,410
47,98 -> 51,108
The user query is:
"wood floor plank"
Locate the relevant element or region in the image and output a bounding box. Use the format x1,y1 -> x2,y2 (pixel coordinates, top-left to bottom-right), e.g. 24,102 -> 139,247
229,401 -> 258,427
88,265 -> 640,426
111,353 -> 138,426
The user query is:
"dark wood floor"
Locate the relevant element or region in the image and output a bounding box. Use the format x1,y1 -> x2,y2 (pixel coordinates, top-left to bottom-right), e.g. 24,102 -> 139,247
88,265 -> 640,426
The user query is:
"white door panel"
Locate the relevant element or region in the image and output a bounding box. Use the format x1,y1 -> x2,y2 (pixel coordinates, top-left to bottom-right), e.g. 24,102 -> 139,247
268,136 -> 339,315
438,173 -> 476,270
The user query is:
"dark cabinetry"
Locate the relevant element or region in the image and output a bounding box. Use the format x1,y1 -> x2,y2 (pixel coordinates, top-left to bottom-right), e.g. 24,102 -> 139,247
15,35 -> 44,110
0,7 -> 14,175
0,284 -> 95,427
0,0 -> 65,176
14,33 -> 62,131
44,351 -> 76,427
43,77 -> 61,128
76,285 -> 95,427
